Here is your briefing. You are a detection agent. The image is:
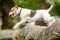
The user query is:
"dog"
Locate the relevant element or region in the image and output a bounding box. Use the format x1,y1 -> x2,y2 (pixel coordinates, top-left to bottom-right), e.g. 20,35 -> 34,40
9,5 -> 55,29
27,5 -> 55,27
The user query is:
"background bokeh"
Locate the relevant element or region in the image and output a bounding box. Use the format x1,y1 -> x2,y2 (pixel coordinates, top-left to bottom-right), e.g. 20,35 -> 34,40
0,0 -> 60,29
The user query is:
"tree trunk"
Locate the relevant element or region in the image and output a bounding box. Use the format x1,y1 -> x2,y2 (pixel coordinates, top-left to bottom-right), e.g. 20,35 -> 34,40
1,0 -> 14,29
41,0 -> 49,9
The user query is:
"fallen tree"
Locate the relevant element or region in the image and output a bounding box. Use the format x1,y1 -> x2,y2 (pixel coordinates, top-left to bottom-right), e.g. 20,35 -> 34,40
0,19 -> 60,40
12,19 -> 60,40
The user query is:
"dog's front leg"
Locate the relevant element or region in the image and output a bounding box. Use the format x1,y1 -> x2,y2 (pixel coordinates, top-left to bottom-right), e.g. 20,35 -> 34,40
13,20 -> 26,29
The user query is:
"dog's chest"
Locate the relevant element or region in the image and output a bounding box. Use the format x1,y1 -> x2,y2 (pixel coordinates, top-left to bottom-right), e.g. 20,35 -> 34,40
30,10 -> 36,17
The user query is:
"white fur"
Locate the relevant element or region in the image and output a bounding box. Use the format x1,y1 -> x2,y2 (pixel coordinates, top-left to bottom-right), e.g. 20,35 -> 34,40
9,5 -> 55,29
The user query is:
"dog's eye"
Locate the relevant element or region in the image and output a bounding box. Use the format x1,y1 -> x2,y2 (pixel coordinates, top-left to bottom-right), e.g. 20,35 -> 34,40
10,9 -> 14,12
10,10 -> 13,12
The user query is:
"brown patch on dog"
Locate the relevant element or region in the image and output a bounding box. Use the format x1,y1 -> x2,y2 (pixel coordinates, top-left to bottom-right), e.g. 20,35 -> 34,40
15,5 -> 18,9
9,5 -> 19,16
10,5 -> 18,12
30,10 -> 36,17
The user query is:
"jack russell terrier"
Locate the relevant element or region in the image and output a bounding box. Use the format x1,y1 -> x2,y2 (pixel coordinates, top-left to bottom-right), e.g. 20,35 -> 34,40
9,5 -> 55,29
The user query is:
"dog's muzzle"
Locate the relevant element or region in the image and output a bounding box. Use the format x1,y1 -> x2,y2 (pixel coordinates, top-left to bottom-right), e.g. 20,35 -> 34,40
9,13 -> 15,19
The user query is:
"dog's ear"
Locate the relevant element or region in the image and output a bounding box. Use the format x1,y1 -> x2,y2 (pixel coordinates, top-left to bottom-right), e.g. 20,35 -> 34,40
15,5 -> 18,9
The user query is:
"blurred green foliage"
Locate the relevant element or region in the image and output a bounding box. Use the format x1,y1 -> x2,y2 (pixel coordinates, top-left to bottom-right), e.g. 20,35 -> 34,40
13,0 -> 41,10
0,0 -> 60,16
46,0 -> 60,16
13,0 -> 60,16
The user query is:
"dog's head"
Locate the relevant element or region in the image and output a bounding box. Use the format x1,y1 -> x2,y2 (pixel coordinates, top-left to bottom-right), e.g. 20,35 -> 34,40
9,5 -> 20,18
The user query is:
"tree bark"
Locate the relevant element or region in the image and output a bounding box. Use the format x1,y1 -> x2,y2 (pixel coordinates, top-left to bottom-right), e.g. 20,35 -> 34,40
0,19 -> 60,40
41,0 -> 49,9
19,19 -> 60,40
1,0 -> 14,29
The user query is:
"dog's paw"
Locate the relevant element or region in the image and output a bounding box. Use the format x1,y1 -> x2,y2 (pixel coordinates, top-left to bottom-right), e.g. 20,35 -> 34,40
13,26 -> 17,29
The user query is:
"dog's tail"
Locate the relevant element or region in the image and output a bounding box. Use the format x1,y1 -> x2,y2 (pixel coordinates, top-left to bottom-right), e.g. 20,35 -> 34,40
47,5 -> 53,12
